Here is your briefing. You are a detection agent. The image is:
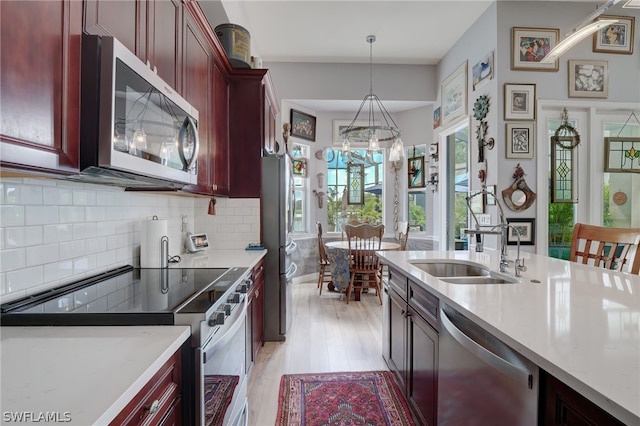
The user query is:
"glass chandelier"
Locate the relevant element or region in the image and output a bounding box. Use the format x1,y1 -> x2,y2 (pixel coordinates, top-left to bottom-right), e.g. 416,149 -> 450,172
341,35 -> 404,162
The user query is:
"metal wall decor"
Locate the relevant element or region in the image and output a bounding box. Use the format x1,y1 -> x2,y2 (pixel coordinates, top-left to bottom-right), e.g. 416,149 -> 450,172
502,163 -> 536,211
551,109 -> 580,203
473,95 -> 494,163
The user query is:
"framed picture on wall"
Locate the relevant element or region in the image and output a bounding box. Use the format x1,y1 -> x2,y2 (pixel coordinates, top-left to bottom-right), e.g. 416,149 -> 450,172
593,15 -> 635,54
472,51 -> 494,91
441,62 -> 467,126
506,218 -> 535,245
333,119 -> 379,143
568,60 -> 609,98
511,27 -> 559,71
504,83 -> 536,120
506,122 -> 535,159
469,190 -> 485,214
290,109 -> 316,141
408,156 -> 426,189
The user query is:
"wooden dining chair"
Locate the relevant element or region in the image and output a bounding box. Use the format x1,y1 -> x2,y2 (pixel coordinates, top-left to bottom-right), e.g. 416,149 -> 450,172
316,222 -> 332,295
343,223 -> 385,304
569,223 -> 640,275
396,221 -> 410,250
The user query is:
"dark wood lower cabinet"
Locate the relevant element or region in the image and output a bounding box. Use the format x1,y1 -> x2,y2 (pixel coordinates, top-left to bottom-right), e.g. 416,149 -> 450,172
246,259 -> 265,375
383,267 -> 438,426
110,348 -> 182,426
407,306 -> 438,426
540,371 -> 625,426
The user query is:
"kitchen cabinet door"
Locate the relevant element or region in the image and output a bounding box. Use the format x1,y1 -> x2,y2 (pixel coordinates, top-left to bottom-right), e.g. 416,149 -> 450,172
246,259 -> 265,375
85,0 -> 182,90
211,62 -> 230,196
146,0 -> 182,90
229,69 -> 278,198
1,0 -> 82,174
407,306 -> 438,426
541,371 -> 625,426
387,287 -> 407,391
180,9 -> 213,196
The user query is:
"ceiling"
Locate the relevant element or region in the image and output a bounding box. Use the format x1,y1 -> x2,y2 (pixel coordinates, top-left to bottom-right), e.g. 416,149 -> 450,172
198,0 -> 618,112
201,1 -> 494,66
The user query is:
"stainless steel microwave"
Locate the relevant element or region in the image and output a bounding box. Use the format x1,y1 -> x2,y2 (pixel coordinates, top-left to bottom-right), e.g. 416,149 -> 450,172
75,35 -> 199,189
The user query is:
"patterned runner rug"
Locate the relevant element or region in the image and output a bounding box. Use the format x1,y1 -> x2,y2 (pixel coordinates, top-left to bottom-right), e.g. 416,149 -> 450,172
204,374 -> 239,426
276,371 -> 416,426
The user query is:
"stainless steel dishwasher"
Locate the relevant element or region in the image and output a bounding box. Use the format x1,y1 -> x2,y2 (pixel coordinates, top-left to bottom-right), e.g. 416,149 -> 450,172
438,304 -> 539,425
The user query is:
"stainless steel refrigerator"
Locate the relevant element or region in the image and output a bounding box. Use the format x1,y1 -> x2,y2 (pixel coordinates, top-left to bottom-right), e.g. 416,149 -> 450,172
261,154 -> 297,341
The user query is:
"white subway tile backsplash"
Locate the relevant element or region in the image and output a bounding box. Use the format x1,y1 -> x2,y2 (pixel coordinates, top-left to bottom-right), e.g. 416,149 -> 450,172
72,222 -> 97,240
1,205 -> 25,227
86,206 -> 107,222
96,221 -> 117,237
6,265 -> 44,293
26,205 -> 58,225
5,226 -> 43,248
26,243 -> 59,267
0,177 -> 261,304
44,186 -> 73,205
59,240 -> 86,260
59,206 -> 85,223
0,248 -> 26,271
73,189 -> 97,206
96,191 -> 116,206
43,224 -> 73,243
73,255 -> 97,274
43,260 -> 73,282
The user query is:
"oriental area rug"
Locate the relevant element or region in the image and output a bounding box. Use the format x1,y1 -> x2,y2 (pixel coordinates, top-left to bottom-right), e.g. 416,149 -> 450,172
204,374 -> 239,426
275,371 -> 416,426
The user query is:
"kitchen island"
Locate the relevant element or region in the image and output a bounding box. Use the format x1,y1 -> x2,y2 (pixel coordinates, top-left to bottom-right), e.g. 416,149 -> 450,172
377,249 -> 639,425
1,325 -> 190,425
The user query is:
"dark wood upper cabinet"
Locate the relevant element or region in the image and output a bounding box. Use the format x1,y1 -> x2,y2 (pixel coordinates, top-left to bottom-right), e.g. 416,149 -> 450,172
211,63 -> 230,195
180,9 -> 213,196
229,69 -> 279,198
84,0 -> 182,91
0,0 -> 82,174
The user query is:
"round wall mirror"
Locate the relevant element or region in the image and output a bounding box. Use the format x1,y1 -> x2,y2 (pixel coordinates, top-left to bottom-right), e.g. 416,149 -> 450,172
511,189 -> 526,206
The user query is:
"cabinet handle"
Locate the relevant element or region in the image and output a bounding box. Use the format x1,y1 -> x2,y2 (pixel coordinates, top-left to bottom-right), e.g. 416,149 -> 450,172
145,399 -> 160,415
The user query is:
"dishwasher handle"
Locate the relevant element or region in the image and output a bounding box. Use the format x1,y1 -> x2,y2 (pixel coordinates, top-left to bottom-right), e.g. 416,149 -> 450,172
440,308 -> 533,389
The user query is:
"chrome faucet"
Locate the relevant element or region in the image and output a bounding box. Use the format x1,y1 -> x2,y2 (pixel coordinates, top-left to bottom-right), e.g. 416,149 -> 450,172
464,189 -> 526,277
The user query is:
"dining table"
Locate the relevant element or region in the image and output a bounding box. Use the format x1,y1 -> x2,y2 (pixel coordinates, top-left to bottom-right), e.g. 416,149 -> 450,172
324,240 -> 401,301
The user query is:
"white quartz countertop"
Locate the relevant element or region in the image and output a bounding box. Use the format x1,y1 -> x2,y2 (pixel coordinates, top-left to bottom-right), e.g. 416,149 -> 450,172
1,325 -> 190,425
169,248 -> 266,269
377,249 -> 640,425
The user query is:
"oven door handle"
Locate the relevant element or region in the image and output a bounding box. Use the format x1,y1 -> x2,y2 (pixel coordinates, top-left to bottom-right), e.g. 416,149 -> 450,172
202,301 -> 246,360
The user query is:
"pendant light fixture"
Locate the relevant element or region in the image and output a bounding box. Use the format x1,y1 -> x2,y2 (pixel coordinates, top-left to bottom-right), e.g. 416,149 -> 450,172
540,0 -> 621,64
341,35 -> 403,162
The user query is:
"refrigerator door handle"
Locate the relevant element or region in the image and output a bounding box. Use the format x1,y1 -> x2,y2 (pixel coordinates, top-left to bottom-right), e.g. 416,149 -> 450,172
285,241 -> 297,254
285,262 -> 297,279
440,307 -> 533,389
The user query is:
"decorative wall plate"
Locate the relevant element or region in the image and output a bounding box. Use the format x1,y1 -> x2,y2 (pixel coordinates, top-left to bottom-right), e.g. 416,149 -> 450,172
613,191 -> 627,206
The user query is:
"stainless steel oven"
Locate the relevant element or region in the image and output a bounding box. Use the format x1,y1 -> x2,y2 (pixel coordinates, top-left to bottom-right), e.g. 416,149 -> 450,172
0,265 -> 252,426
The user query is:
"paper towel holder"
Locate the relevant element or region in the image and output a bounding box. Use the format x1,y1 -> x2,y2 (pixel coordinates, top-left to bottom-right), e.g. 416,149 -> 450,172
161,236 -> 169,268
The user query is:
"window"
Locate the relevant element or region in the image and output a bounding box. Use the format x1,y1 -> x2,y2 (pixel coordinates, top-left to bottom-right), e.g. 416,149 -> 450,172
326,149 -> 383,232
547,118 -> 577,260
407,145 -> 427,231
290,143 -> 308,233
603,120 -> 639,228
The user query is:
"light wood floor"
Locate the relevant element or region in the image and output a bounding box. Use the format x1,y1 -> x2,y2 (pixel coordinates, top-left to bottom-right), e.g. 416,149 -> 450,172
247,277 -> 388,425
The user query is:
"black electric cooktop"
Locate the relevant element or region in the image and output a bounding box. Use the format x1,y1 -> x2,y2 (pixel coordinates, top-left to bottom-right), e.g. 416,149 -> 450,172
0,265 -> 247,326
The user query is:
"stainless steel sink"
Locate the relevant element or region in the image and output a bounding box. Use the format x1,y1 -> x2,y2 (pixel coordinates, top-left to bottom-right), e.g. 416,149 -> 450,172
407,260 -> 519,284
409,261 -> 490,277
440,276 -> 518,285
